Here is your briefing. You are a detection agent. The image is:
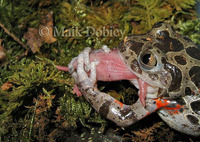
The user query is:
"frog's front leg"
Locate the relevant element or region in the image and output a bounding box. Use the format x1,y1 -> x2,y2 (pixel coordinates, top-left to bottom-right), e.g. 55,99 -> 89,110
157,96 -> 200,136
73,51 -> 159,127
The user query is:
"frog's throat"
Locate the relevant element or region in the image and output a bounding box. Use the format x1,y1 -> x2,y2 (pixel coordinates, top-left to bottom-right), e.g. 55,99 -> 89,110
130,78 -> 159,106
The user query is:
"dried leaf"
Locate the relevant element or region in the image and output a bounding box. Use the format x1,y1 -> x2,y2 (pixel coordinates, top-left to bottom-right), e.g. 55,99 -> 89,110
39,11 -> 57,44
0,39 -> 6,61
23,28 -> 42,53
23,11 -> 57,53
108,90 -> 124,101
39,0 -> 51,7
1,81 -> 13,90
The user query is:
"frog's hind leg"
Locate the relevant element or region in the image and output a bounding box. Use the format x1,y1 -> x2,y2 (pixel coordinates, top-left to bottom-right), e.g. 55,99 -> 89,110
157,96 -> 200,136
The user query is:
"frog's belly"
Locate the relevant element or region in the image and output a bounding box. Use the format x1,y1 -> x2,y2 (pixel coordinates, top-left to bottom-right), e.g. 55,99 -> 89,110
89,49 -> 137,81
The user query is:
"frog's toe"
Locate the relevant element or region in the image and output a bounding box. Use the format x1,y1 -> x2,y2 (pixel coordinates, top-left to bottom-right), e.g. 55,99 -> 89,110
75,51 -> 98,92
102,45 -> 110,53
77,52 -> 88,81
83,47 -> 91,72
89,59 -> 99,84
73,84 -> 82,97
68,57 -> 78,74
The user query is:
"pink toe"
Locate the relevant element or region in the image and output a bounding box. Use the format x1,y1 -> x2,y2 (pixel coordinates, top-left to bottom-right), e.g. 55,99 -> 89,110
73,84 -> 82,97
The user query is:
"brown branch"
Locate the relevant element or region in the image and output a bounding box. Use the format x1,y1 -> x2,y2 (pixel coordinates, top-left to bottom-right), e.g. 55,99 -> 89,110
0,22 -> 29,51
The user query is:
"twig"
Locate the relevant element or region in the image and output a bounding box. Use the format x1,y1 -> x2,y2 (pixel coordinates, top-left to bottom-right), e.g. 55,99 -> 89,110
0,22 -> 29,51
28,99 -> 38,141
36,56 -> 57,67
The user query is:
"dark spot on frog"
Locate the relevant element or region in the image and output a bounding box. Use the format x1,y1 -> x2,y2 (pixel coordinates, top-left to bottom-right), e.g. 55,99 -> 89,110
179,108 -> 184,113
174,56 -> 187,65
156,50 -> 160,54
175,98 -> 186,105
99,100 -> 112,118
186,46 -> 200,60
162,92 -> 170,98
119,107 -> 137,121
88,98 -> 93,106
183,36 -> 193,42
162,58 -> 182,92
190,100 -> 200,115
158,89 -> 168,97
154,31 -> 184,53
147,46 -> 153,50
131,52 -> 134,56
189,66 -> 200,88
129,40 -> 144,55
125,56 -> 129,60
170,25 -> 176,33
118,45 -> 126,53
149,74 -> 158,80
185,87 -> 192,95
186,114 -> 199,125
152,22 -> 163,29
131,59 -> 142,74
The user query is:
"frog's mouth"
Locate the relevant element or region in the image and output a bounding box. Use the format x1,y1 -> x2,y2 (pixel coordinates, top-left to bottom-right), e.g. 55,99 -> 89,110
130,78 -> 159,106
90,48 -> 160,107
57,49 -> 160,107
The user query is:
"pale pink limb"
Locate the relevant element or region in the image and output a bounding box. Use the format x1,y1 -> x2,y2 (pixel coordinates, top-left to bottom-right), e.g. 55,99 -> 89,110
55,65 -> 69,72
138,78 -> 148,106
73,84 -> 82,97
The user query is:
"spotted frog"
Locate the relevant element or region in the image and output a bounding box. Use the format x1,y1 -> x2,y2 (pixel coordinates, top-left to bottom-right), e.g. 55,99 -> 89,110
59,23 -> 200,136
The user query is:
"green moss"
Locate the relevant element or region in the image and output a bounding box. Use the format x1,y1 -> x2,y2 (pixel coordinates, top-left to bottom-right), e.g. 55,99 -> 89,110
177,18 -> 200,46
60,93 -> 106,128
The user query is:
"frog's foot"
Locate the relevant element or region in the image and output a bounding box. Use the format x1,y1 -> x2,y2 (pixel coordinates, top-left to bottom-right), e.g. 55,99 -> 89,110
157,96 -> 200,136
102,45 -> 111,53
73,84 -> 82,97
91,45 -> 111,54
73,51 -> 99,92
68,57 -> 78,74
68,47 -> 92,73
55,65 -> 69,72
70,49 -> 98,96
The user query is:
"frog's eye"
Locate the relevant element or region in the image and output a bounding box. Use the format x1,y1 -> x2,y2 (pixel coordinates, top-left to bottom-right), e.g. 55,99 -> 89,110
139,51 -> 157,70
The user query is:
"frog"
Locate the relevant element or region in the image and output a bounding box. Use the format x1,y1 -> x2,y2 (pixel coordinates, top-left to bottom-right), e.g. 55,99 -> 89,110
58,22 -> 200,136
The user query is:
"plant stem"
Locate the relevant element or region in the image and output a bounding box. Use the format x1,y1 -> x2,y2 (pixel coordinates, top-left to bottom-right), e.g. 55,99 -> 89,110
0,22 -> 28,50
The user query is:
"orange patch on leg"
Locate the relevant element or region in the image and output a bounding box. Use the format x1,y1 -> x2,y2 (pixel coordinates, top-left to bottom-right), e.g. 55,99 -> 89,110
114,100 -> 124,108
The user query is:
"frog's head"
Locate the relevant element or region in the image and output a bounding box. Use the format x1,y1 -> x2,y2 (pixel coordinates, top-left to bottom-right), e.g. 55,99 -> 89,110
118,22 -> 200,103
